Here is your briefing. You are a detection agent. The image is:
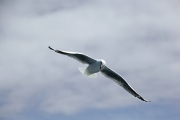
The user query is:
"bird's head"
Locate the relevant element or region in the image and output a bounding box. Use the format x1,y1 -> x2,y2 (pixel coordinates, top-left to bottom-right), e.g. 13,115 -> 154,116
99,59 -> 106,70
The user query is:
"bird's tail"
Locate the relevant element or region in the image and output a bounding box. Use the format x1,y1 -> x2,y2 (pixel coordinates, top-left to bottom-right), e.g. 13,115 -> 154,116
78,67 -> 97,78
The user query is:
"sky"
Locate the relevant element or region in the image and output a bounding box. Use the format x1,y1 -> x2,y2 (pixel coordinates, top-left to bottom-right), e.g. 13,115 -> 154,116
0,0 -> 180,120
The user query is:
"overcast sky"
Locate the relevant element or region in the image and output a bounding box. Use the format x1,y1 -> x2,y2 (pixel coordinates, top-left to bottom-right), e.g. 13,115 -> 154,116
0,0 -> 180,120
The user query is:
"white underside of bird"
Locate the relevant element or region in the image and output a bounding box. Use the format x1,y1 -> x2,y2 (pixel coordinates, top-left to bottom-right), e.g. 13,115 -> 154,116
78,67 -> 97,78
48,46 -> 150,102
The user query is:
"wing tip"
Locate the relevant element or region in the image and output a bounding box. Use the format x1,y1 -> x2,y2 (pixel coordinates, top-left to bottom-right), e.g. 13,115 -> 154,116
49,47 -> 69,55
137,96 -> 151,102
48,46 -> 54,51
48,46 -> 65,54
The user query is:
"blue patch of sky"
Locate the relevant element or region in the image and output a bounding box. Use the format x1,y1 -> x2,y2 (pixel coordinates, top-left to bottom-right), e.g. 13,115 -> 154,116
3,103 -> 179,120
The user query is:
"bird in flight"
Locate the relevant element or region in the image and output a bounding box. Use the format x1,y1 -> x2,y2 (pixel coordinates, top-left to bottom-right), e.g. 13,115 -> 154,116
49,46 -> 150,102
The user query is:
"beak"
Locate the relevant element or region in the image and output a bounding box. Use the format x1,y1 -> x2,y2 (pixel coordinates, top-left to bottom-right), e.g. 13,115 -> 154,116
100,65 -> 102,69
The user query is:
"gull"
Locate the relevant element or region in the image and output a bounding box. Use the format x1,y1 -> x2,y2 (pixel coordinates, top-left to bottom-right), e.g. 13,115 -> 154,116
49,46 -> 150,102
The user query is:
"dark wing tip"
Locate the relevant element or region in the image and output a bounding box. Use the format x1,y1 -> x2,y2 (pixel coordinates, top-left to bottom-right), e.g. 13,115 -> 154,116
49,46 -> 54,51
55,50 -> 68,55
137,96 -> 151,102
48,46 -> 69,55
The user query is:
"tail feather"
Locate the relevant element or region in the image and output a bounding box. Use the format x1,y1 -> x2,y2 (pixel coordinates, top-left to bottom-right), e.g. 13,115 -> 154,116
78,67 -> 86,75
78,67 -> 97,78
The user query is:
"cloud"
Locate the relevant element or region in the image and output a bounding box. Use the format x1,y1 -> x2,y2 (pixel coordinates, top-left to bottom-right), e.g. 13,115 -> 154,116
0,0 -> 180,119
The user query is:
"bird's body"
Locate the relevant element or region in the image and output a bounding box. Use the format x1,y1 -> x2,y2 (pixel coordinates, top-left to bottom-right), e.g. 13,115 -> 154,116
49,46 -> 150,102
85,61 -> 102,74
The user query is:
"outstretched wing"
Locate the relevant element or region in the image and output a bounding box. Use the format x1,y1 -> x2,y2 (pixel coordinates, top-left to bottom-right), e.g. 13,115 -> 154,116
101,66 -> 150,102
49,46 -> 97,64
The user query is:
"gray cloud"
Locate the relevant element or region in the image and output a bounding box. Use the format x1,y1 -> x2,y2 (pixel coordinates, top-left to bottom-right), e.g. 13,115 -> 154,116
0,0 -> 180,119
